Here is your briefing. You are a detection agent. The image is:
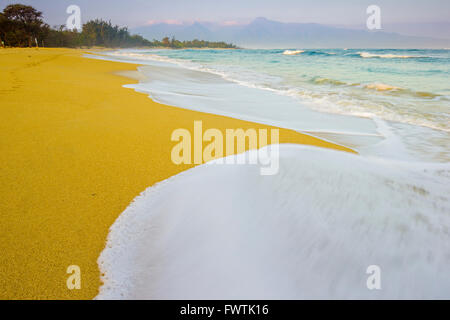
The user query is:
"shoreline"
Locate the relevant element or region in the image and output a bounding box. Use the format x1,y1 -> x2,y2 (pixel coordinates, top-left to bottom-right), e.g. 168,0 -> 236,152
98,49 -> 390,155
0,48 -> 353,299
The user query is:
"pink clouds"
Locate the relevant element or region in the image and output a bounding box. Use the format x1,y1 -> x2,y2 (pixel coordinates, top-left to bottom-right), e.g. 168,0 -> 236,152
220,20 -> 241,26
144,19 -> 247,27
146,19 -> 183,25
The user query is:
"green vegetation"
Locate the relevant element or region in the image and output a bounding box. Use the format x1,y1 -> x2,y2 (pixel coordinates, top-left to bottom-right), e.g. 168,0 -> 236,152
156,36 -> 237,49
0,4 -> 48,47
0,4 -> 236,49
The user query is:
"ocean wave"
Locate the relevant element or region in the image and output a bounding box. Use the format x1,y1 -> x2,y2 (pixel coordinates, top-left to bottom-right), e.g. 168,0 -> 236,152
282,50 -> 304,55
310,77 -> 402,92
282,50 -> 339,56
103,50 -> 450,133
108,51 -> 173,62
311,77 -> 347,86
309,77 -> 444,101
295,89 -> 450,133
309,77 -> 400,92
357,52 -> 424,59
97,145 -> 450,299
362,84 -> 443,100
309,78 -> 444,101
364,83 -> 401,91
303,50 -> 337,56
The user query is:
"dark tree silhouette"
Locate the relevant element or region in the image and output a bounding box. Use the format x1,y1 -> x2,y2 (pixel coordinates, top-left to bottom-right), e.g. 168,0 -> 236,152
0,4 -> 237,49
1,4 -> 46,47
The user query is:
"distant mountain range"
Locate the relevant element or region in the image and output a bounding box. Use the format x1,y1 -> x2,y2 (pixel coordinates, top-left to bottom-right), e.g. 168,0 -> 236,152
132,17 -> 449,49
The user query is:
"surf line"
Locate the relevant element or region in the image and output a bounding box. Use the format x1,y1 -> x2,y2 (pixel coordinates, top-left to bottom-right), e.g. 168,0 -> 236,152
171,120 -> 280,175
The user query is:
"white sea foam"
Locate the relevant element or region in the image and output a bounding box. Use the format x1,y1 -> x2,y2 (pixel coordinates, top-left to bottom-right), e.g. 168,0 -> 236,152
357,52 -> 420,59
99,51 -> 449,135
87,51 -> 450,162
90,49 -> 450,299
283,50 -> 304,55
364,83 -> 401,91
122,64 -> 379,138
97,145 -> 450,300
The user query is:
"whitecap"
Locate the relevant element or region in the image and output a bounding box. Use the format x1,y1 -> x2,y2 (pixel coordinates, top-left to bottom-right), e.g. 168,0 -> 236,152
283,50 -> 304,55
357,52 -> 422,59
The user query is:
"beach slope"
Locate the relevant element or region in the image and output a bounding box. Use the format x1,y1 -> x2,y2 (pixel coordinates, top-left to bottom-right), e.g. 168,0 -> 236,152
0,48 -> 353,299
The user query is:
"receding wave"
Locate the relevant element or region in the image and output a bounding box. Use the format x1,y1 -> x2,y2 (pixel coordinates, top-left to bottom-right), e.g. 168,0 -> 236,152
96,145 -> 450,299
108,51 -> 182,64
102,50 -> 450,133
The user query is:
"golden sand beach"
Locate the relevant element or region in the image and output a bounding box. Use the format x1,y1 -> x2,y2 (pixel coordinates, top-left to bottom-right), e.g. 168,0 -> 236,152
0,48 -> 354,299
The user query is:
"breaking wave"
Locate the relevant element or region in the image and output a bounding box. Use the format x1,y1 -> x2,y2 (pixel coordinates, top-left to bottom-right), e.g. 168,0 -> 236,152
357,52 -> 425,59
283,50 -> 304,55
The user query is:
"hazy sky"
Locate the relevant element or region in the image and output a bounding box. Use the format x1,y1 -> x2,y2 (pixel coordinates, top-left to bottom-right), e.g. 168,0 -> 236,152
1,0 -> 449,28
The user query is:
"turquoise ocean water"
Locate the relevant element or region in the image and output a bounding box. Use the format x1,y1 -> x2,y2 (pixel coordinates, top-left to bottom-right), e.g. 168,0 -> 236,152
152,48 -> 450,131
102,48 -> 450,162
